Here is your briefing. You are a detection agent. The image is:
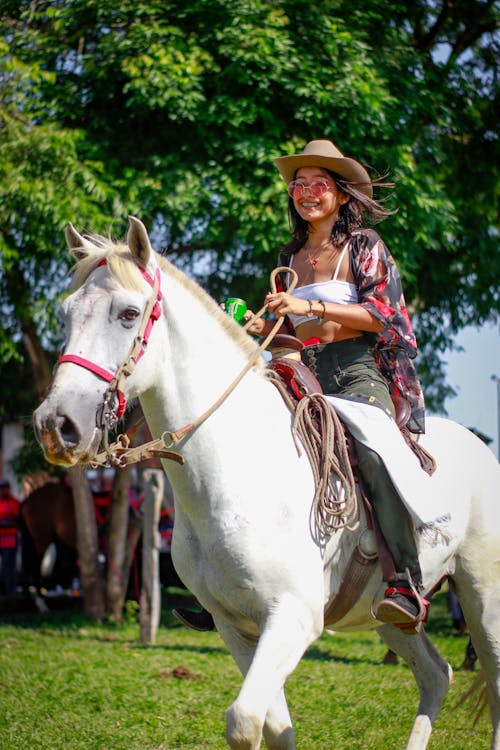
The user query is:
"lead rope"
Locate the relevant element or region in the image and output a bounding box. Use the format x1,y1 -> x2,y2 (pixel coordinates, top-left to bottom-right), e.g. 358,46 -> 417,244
292,394 -> 357,540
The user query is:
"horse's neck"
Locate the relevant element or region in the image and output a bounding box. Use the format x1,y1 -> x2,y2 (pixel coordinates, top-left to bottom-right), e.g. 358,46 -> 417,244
141,271 -> 266,439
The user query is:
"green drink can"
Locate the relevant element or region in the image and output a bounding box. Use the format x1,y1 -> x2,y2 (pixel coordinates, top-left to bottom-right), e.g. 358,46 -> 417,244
224,297 -> 247,323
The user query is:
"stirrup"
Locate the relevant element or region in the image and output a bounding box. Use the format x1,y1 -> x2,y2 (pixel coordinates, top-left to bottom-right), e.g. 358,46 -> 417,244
375,571 -> 430,635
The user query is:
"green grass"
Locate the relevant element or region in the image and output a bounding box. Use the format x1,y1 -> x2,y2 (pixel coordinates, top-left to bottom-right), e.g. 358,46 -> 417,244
0,588 -> 489,749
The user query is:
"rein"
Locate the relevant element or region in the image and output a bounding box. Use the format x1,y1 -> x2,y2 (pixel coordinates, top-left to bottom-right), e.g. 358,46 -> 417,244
59,262 -> 297,468
165,267 -> 298,444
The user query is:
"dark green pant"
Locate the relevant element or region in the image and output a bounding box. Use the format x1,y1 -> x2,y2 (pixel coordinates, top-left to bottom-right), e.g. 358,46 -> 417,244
353,439 -> 422,585
301,337 -> 422,586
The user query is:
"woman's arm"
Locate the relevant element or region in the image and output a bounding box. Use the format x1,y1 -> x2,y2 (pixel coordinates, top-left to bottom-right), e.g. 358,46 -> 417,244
351,231 -> 418,351
242,310 -> 289,337
264,292 -> 383,333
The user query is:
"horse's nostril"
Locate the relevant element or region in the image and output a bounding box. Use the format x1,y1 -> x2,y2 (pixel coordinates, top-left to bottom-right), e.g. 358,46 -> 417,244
59,417 -> 80,446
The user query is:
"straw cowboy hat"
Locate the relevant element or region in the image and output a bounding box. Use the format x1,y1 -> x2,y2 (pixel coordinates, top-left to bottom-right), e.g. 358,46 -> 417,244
274,139 -> 373,199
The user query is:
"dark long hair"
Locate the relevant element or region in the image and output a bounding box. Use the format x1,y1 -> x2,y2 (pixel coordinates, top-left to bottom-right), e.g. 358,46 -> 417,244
283,169 -> 397,255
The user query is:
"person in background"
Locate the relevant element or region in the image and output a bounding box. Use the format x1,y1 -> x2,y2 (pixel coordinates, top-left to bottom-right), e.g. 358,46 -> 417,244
0,480 -> 21,597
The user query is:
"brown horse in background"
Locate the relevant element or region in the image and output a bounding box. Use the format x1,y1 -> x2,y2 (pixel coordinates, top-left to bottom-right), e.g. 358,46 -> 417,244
22,481 -> 76,557
20,480 -> 79,593
19,480 -> 183,599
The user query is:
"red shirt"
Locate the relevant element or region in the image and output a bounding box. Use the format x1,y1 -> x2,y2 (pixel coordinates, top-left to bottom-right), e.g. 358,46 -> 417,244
0,492 -> 21,549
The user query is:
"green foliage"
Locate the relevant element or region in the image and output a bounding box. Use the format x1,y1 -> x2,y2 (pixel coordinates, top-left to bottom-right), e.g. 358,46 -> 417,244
122,598 -> 141,623
0,40 -> 120,396
8,424 -> 64,483
0,0 -> 498,419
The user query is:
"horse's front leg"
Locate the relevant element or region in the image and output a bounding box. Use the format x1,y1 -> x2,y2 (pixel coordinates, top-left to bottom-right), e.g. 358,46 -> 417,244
262,688 -> 295,750
217,597 -> 321,750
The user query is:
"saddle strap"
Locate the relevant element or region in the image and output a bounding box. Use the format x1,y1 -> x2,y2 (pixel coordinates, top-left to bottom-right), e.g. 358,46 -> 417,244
401,427 -> 437,476
324,545 -> 378,627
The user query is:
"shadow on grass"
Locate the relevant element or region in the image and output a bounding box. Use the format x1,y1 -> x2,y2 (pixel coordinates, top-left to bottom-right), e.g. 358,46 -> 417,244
0,583 -> 467,662
0,599 -> 231,656
304,643 -> 391,667
134,641 -> 230,656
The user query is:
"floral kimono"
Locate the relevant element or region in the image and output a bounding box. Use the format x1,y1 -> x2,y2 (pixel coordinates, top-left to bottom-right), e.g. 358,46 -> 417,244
278,228 -> 426,434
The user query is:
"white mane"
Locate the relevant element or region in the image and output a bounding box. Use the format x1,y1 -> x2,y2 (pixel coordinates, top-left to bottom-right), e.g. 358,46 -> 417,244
69,233 -> 266,372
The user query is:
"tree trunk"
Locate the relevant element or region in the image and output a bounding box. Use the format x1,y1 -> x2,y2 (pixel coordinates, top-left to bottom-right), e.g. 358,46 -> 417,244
106,464 -> 133,620
139,468 -> 164,644
21,317 -> 53,395
69,466 -> 106,620
5,264 -> 53,396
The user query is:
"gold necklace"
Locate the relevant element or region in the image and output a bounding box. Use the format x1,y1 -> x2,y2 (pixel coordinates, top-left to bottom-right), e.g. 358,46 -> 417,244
306,252 -> 320,268
304,241 -> 335,268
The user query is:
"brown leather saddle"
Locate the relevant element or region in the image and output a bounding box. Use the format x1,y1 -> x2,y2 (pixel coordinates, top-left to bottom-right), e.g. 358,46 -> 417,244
266,335 -> 434,474
266,335 -> 399,603
265,333 -> 435,561
266,335 -> 411,428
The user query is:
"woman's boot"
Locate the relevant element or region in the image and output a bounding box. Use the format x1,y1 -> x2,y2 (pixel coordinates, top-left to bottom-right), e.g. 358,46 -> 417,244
354,439 -> 429,632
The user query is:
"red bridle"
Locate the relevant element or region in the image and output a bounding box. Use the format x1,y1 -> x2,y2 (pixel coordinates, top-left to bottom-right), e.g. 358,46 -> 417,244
58,259 -> 163,421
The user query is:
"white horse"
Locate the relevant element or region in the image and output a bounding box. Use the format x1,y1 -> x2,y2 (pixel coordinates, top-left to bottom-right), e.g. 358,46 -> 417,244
34,217 -> 500,750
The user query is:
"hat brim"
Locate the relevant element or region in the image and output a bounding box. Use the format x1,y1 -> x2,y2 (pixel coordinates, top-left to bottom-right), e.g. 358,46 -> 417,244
274,154 -> 373,199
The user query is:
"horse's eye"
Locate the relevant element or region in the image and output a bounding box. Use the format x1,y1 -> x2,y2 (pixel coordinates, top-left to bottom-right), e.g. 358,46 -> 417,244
119,307 -> 140,322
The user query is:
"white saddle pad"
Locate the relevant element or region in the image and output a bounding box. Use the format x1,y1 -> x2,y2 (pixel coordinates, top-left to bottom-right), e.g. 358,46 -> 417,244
325,396 -> 454,535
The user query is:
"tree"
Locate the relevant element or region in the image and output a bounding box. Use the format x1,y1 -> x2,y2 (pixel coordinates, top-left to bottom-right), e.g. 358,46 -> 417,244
1,0 -> 498,418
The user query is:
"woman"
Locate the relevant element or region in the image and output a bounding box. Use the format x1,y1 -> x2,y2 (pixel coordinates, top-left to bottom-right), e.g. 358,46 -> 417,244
250,139 -> 427,632
175,139 -> 428,633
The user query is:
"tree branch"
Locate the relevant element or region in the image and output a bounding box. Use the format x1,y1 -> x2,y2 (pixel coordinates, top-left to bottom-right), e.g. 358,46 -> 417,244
3,265 -> 53,396
412,0 -> 453,53
451,3 -> 499,59
412,0 -> 498,61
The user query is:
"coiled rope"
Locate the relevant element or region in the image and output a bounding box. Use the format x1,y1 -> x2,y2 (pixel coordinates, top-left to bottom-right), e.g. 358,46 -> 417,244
292,394 -> 357,538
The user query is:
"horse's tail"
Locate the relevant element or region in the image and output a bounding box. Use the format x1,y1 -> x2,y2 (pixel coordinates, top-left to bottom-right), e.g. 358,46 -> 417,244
454,670 -> 488,725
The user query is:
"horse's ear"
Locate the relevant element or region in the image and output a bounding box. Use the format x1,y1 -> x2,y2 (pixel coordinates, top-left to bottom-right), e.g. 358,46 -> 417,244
126,216 -> 152,266
66,223 -> 89,261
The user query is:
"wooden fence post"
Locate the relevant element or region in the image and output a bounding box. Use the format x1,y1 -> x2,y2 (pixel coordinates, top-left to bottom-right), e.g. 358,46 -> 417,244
106,464 -> 132,621
139,468 -> 164,644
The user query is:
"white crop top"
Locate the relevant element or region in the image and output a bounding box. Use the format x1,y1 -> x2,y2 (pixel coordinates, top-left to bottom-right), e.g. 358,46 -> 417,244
287,243 -> 358,328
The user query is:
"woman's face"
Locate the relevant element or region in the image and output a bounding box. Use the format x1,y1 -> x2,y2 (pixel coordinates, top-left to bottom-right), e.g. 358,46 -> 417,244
290,166 -> 349,225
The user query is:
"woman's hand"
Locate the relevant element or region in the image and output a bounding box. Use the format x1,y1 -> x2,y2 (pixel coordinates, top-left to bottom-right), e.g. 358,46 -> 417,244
265,292 -> 310,317
242,309 -> 267,335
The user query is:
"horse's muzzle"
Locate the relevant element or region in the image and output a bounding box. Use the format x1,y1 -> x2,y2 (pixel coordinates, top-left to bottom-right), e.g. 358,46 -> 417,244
33,406 -> 101,467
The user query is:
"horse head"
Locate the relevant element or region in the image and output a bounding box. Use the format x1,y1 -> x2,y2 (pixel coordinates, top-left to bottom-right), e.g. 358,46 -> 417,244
34,217 -> 163,466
